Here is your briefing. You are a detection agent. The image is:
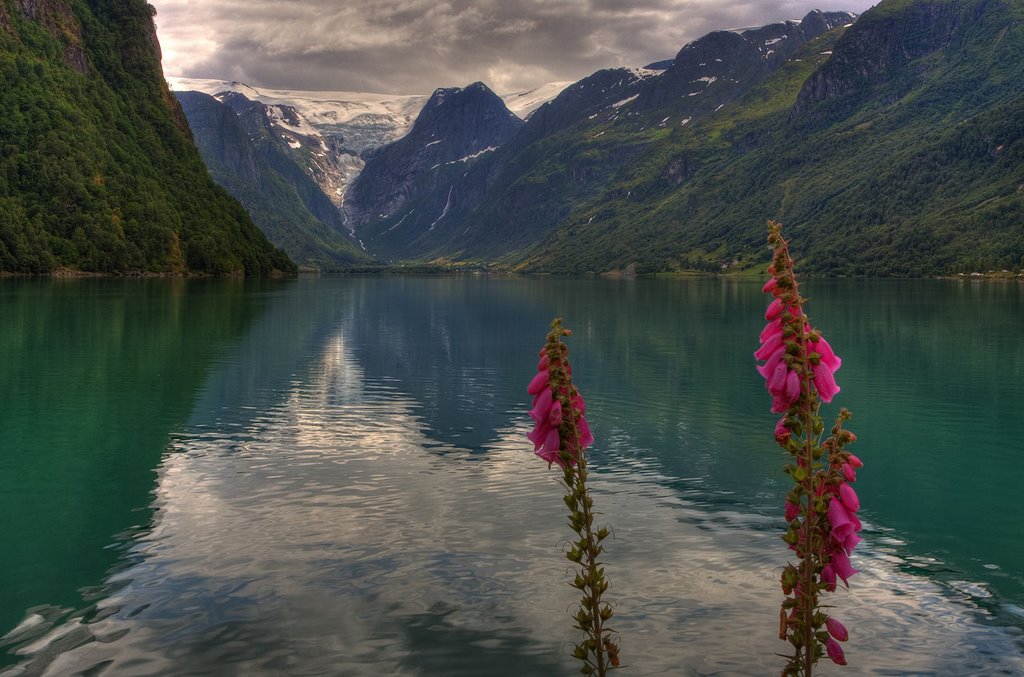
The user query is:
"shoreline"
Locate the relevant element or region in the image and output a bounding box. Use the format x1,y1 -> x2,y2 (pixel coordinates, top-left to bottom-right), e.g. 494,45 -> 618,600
3,266 -> 1022,281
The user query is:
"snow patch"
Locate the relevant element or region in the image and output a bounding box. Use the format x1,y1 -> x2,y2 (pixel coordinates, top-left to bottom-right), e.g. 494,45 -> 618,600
501,81 -> 573,118
611,94 -> 639,108
680,117 -> 692,126
626,67 -> 662,80
266,105 -> 320,137
288,140 -> 302,149
425,139 -> 442,147
385,210 -> 415,233
430,186 -> 455,230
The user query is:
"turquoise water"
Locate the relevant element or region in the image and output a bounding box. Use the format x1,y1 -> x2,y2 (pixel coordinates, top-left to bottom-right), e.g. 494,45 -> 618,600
1,276 -> 1022,675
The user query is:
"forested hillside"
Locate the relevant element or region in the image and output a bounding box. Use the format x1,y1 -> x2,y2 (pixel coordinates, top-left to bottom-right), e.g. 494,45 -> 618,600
522,0 -> 1024,275
0,0 -> 294,274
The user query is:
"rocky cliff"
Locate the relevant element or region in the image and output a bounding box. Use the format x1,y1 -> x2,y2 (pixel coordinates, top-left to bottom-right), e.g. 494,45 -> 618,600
345,82 -> 522,246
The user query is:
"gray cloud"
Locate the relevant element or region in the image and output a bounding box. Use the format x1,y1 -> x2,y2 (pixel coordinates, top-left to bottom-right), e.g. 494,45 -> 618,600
151,0 -> 876,94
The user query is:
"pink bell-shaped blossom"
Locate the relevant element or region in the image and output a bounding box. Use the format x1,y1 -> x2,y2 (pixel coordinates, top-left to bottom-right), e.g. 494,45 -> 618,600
847,454 -> 864,468
830,549 -> 859,586
821,564 -> 837,592
839,483 -> 860,512
527,370 -> 549,395
755,332 -> 784,360
529,387 -> 553,423
785,500 -> 800,522
826,637 -> 847,665
536,428 -> 563,467
812,362 -> 840,402
757,346 -> 786,380
825,617 -> 849,642
527,419 -> 551,451
828,497 -> 855,543
771,394 -> 792,415
760,317 -> 783,343
769,362 -> 789,396
784,370 -> 801,402
548,400 -> 564,426
810,337 -> 842,372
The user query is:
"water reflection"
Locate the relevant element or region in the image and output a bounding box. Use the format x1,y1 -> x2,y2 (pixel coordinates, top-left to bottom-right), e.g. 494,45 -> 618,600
4,277 -> 1024,675
0,278 -> 263,639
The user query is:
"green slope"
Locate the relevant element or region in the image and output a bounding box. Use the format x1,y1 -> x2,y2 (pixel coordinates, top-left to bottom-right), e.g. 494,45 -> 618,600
514,0 -> 1024,275
0,0 -> 294,275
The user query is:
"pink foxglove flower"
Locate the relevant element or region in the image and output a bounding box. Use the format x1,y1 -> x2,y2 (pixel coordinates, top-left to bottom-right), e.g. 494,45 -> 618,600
760,222 -> 863,676
526,319 -> 618,675
526,329 -> 593,468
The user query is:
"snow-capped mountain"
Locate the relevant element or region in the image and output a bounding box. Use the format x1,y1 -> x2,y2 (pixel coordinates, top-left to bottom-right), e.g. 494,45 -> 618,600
167,77 -> 570,209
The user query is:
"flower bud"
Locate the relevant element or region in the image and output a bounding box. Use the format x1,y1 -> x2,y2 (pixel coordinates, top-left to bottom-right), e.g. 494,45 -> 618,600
826,637 -> 847,665
825,617 -> 849,642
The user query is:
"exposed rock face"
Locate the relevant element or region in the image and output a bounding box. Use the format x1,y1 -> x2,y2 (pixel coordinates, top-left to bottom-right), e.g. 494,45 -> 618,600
345,82 -> 522,235
9,0 -> 89,73
635,10 -> 857,114
793,1 -> 989,118
216,92 -> 346,230
176,91 -> 368,268
178,91 -> 262,182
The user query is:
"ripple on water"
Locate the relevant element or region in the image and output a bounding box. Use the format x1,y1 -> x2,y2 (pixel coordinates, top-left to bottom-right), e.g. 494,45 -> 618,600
5,296 -> 1024,675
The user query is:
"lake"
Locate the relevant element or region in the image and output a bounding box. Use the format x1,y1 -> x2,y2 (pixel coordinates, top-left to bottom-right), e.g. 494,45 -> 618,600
1,276 -> 1022,675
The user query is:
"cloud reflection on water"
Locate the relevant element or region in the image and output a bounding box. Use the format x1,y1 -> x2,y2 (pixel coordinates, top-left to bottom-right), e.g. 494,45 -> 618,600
7,310 -> 1024,676
8,276 -> 1024,671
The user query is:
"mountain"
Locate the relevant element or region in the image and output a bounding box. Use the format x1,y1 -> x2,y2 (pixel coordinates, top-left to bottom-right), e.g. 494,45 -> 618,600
346,66 -> 663,260
344,82 -> 524,256
347,10 -> 856,263
340,1 -> 1024,276
165,77 -> 570,213
175,91 -> 371,269
0,0 -> 293,275
523,0 -> 1024,276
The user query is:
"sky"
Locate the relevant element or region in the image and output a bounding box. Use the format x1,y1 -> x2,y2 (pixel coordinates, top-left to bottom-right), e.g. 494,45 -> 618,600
151,0 -> 876,95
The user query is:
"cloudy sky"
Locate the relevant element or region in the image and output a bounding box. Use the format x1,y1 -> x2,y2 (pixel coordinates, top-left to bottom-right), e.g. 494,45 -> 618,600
151,0 -> 876,95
